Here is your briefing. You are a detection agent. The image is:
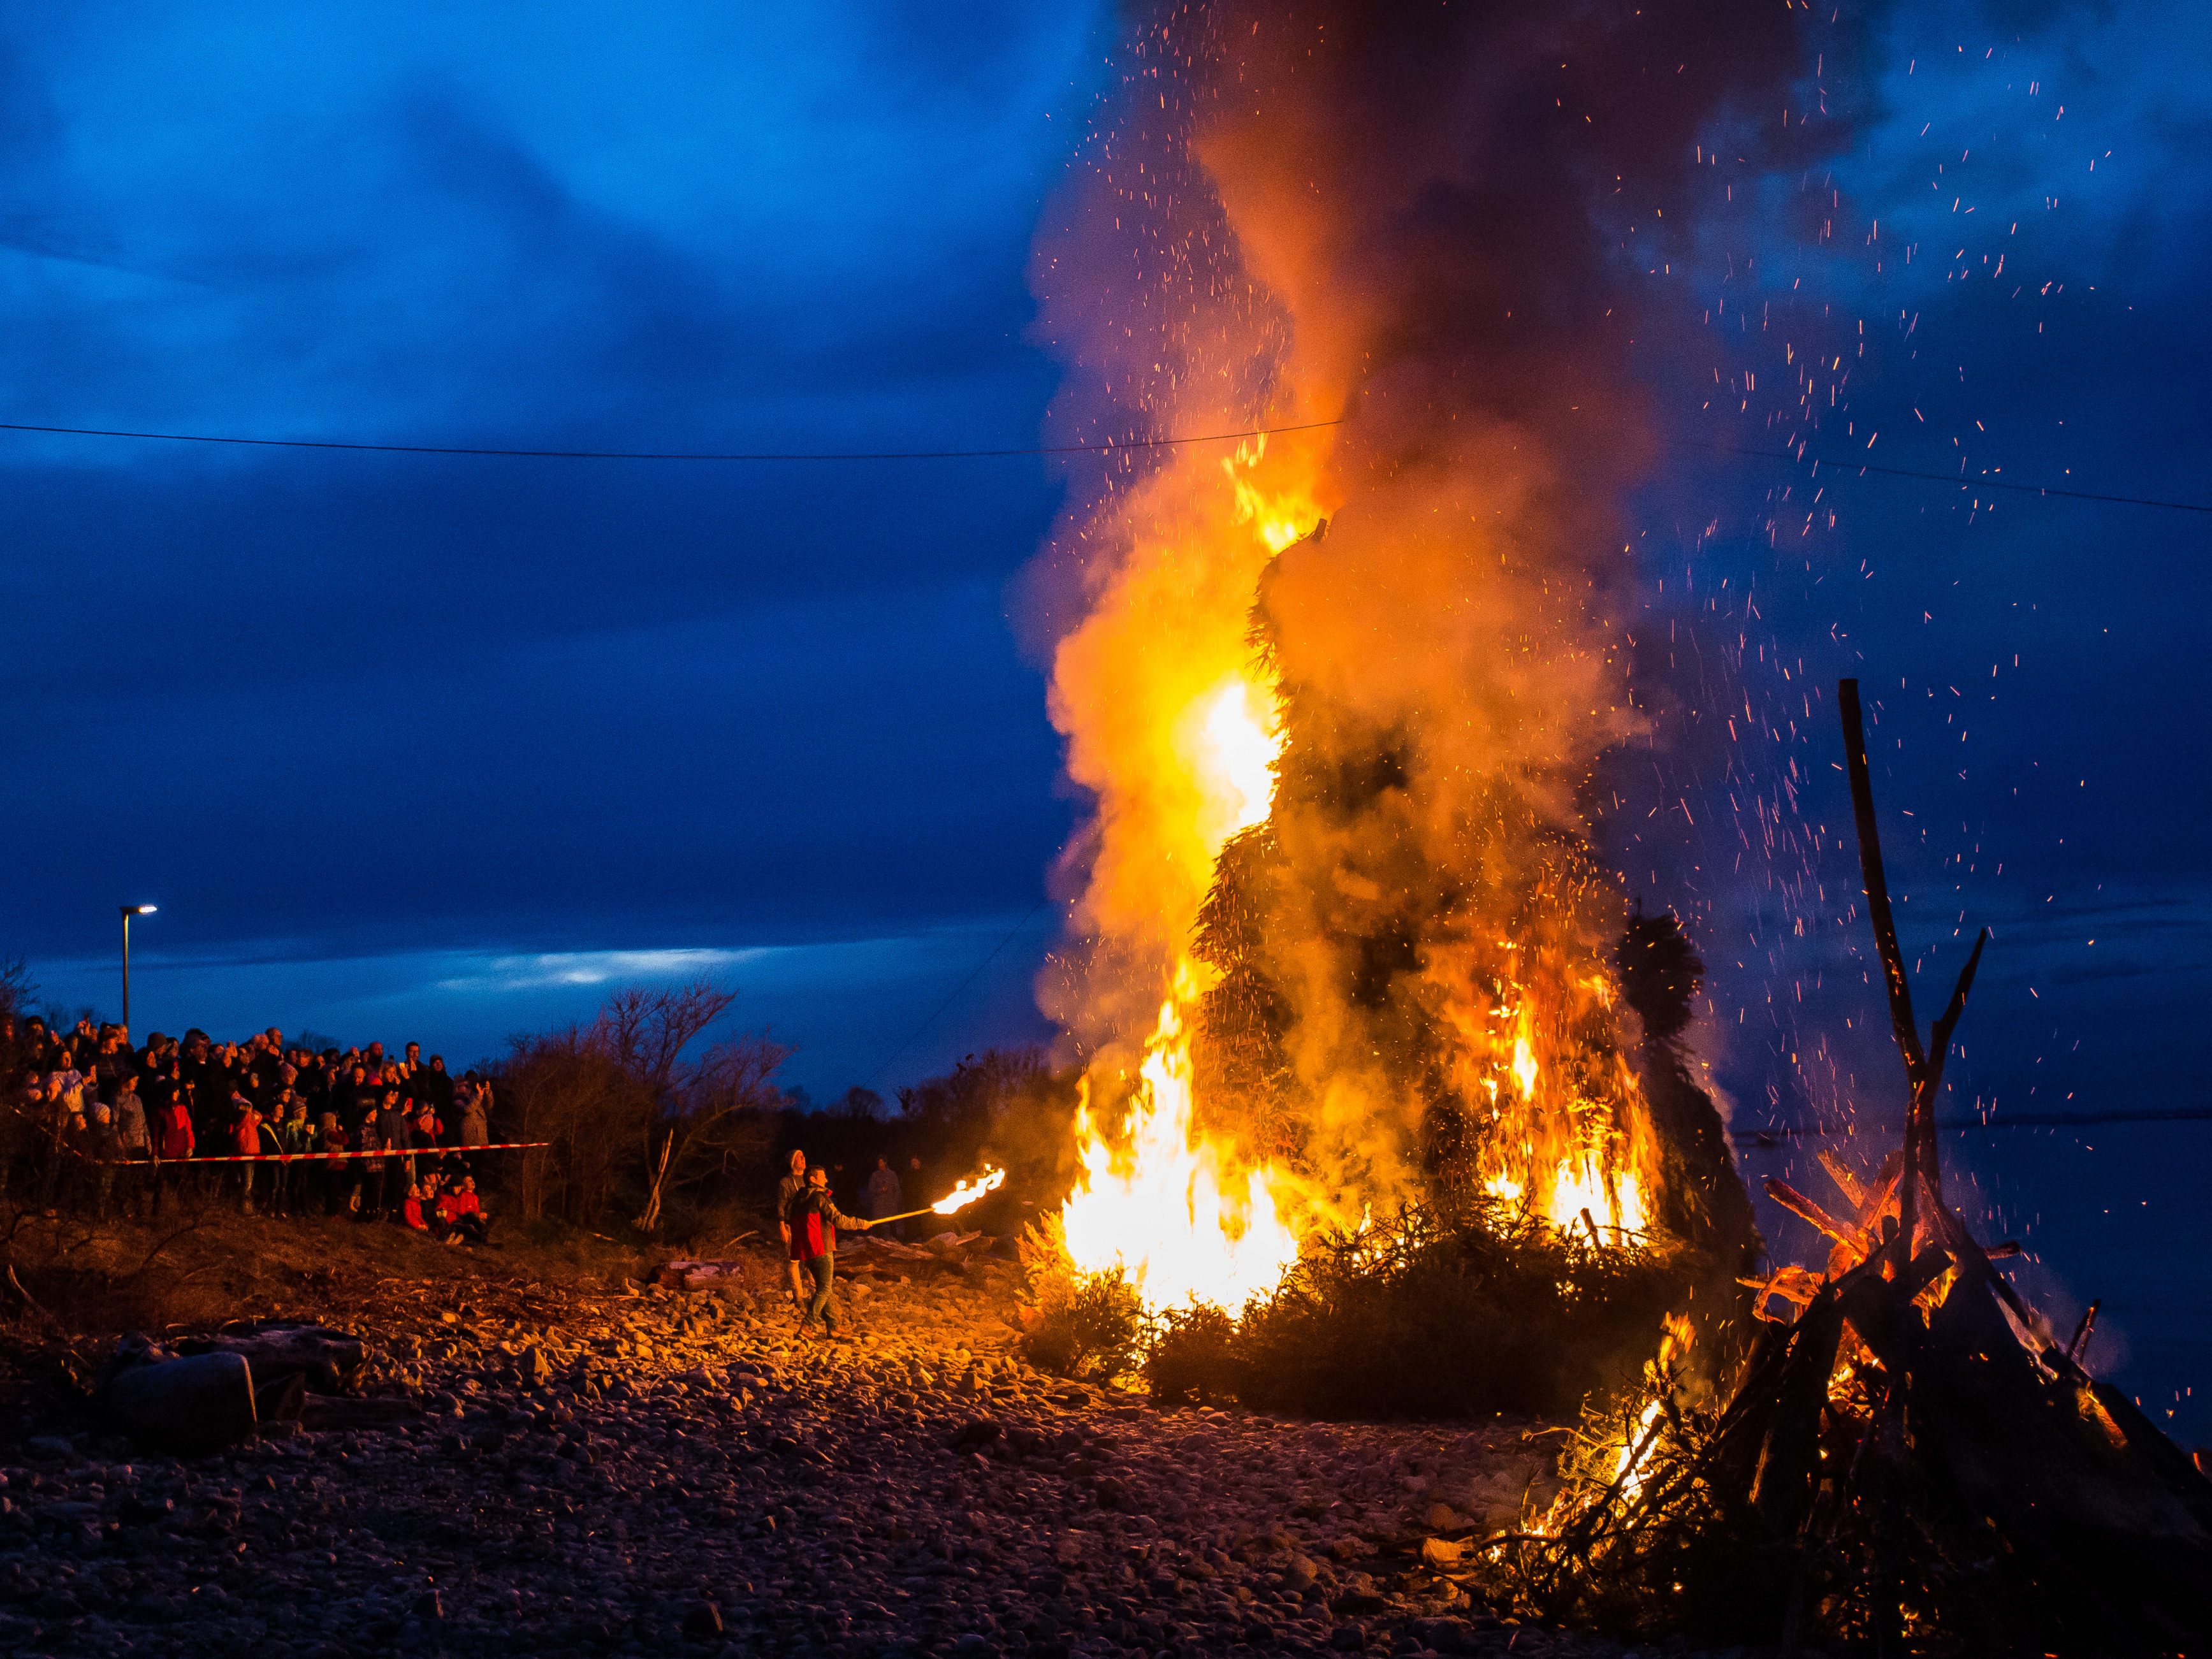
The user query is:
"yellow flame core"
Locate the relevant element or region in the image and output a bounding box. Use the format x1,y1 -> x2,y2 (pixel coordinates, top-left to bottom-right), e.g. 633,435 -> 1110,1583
1050,444 -> 1316,1315
1061,975 -> 1308,1314
1187,678 -> 1282,850
1612,1399 -> 1668,1503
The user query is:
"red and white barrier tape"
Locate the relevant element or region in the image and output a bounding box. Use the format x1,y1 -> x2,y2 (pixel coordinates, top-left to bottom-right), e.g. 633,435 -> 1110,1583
81,1140 -> 550,1166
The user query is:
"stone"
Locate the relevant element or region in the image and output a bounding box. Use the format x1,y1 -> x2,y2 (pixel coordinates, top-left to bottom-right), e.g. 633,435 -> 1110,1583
1418,1537 -> 1466,1568
29,1240 -> 1587,1659
106,1353 -> 258,1454
1421,1502 -> 1462,1531
680,1602 -> 724,1640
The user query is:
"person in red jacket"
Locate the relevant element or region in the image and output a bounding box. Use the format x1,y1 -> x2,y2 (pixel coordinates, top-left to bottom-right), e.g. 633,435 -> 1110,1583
233,1101 -> 265,1213
152,1092 -> 195,1216
784,1164 -> 871,1338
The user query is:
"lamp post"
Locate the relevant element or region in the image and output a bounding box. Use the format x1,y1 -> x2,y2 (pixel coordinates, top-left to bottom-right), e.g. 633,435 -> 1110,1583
120,904 -> 156,1036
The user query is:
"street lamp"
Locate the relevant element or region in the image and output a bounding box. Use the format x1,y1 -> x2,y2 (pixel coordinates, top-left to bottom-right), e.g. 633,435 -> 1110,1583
120,904 -> 157,1036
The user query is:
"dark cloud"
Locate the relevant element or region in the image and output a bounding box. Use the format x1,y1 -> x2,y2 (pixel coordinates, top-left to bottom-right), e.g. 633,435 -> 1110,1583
0,4 -> 1108,1066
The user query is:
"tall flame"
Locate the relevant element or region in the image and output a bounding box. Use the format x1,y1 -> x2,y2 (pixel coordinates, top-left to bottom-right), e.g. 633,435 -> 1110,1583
1061,967 -> 1311,1314
1032,10 -> 1694,1322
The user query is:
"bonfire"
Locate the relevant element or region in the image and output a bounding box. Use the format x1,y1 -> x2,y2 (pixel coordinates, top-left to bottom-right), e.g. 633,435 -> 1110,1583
1471,680 -> 2212,1654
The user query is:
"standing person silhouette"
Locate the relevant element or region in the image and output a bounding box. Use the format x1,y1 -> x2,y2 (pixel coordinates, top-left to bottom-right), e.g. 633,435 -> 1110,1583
786,1164 -> 870,1338
775,1148 -> 810,1309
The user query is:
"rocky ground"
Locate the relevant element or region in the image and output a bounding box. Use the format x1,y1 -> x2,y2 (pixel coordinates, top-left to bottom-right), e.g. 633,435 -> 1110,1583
0,1230 -> 1676,1659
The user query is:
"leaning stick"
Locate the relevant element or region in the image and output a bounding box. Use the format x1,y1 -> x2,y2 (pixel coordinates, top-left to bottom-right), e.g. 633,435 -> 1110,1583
1838,678 -> 1926,1265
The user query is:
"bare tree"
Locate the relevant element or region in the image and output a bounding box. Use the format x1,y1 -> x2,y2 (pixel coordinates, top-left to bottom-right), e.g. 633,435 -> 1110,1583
634,1032 -> 792,1233
600,983 -> 736,1094
502,979 -> 787,1233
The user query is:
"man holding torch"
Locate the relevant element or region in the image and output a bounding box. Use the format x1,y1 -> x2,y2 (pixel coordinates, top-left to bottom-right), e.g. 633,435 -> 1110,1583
786,1163 -> 871,1338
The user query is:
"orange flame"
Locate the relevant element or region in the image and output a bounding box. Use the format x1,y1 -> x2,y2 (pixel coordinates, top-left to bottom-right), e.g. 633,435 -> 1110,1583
930,1166 -> 1007,1216
1061,968 -> 1313,1314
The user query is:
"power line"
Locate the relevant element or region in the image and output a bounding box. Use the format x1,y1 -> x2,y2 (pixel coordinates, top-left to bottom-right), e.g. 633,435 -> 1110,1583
863,901 -> 1052,1091
0,417 -> 1344,463
6,407 -> 2198,514
1702,440 -> 2212,516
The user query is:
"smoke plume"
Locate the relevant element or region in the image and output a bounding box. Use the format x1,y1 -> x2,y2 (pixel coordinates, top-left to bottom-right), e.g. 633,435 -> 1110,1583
1027,1 -> 1829,1226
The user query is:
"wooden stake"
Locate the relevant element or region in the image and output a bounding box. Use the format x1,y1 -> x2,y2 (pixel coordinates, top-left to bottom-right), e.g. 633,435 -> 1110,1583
1838,678 -> 1925,1266
2068,1300 -> 2101,1364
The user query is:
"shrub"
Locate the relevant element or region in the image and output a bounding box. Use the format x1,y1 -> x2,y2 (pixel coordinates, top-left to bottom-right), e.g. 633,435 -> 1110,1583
1019,1249 -> 1144,1382
1228,1198 -> 1689,1419
1143,1302 -> 1246,1405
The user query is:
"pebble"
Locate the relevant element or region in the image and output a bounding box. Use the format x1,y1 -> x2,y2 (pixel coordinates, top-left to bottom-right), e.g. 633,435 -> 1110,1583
0,1248 -> 1671,1656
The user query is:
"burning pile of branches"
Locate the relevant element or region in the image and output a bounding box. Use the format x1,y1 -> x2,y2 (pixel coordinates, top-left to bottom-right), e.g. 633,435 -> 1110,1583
1020,1192 -> 1713,1421
1472,681 -> 2212,1655
1146,1197 -> 1697,1421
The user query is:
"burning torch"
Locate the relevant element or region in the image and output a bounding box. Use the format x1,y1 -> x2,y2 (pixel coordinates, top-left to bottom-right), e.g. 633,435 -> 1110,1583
871,1166 -> 1007,1226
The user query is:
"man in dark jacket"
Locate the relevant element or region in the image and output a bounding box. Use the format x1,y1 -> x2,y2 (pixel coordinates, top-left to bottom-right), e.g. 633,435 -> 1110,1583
375,1090 -> 414,1219
776,1149 -> 810,1310
85,1103 -> 124,1219
785,1165 -> 871,1337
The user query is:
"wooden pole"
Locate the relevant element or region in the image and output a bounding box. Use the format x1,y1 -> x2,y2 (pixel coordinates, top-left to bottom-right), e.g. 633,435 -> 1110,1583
1838,679 -> 1925,1265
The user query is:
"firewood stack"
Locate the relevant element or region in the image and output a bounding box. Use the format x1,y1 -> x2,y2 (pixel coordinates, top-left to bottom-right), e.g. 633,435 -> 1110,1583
1478,679 -> 2212,1655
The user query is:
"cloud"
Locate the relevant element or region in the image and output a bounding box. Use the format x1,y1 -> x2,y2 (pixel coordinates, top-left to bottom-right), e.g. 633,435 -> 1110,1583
0,2 -> 1107,1013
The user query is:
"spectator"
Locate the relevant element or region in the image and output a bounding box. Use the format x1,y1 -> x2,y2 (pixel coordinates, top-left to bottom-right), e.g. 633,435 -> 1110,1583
456,1080 -> 490,1148
435,1174 -> 491,1245
335,1063 -> 373,1125
317,1111 -> 350,1215
154,1084 -> 195,1217
375,1089 -> 414,1219
233,1098 -> 266,1213
113,1073 -> 148,1154
409,1094 -> 444,1157
112,1075 -> 150,1216
776,1149 -> 810,1310
86,1103 -> 123,1220
865,1156 -> 904,1239
52,1092 -> 89,1212
353,1121 -> 385,1221
269,1096 -> 310,1217
420,1054 -> 456,1120
9,1077 -> 50,1206
400,1180 -> 430,1233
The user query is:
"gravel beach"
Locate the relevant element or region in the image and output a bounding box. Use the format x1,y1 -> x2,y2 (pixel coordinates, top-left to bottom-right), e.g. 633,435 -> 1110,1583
0,1239 -> 1670,1659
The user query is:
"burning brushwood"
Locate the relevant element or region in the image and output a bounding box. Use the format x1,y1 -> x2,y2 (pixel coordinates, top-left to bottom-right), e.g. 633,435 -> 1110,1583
1475,677 -> 2212,1656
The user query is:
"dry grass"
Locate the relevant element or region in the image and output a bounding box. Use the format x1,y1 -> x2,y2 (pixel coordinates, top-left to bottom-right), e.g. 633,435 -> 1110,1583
0,1190 -> 669,1404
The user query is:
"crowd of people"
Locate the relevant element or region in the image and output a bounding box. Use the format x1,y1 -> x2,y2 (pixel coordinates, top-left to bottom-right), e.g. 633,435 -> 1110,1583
2,1013 -> 493,1243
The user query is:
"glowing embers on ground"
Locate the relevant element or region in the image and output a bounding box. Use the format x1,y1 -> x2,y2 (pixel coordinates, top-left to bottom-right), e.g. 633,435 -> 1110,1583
1059,968 -> 1310,1316
1479,1004 -> 1652,1242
